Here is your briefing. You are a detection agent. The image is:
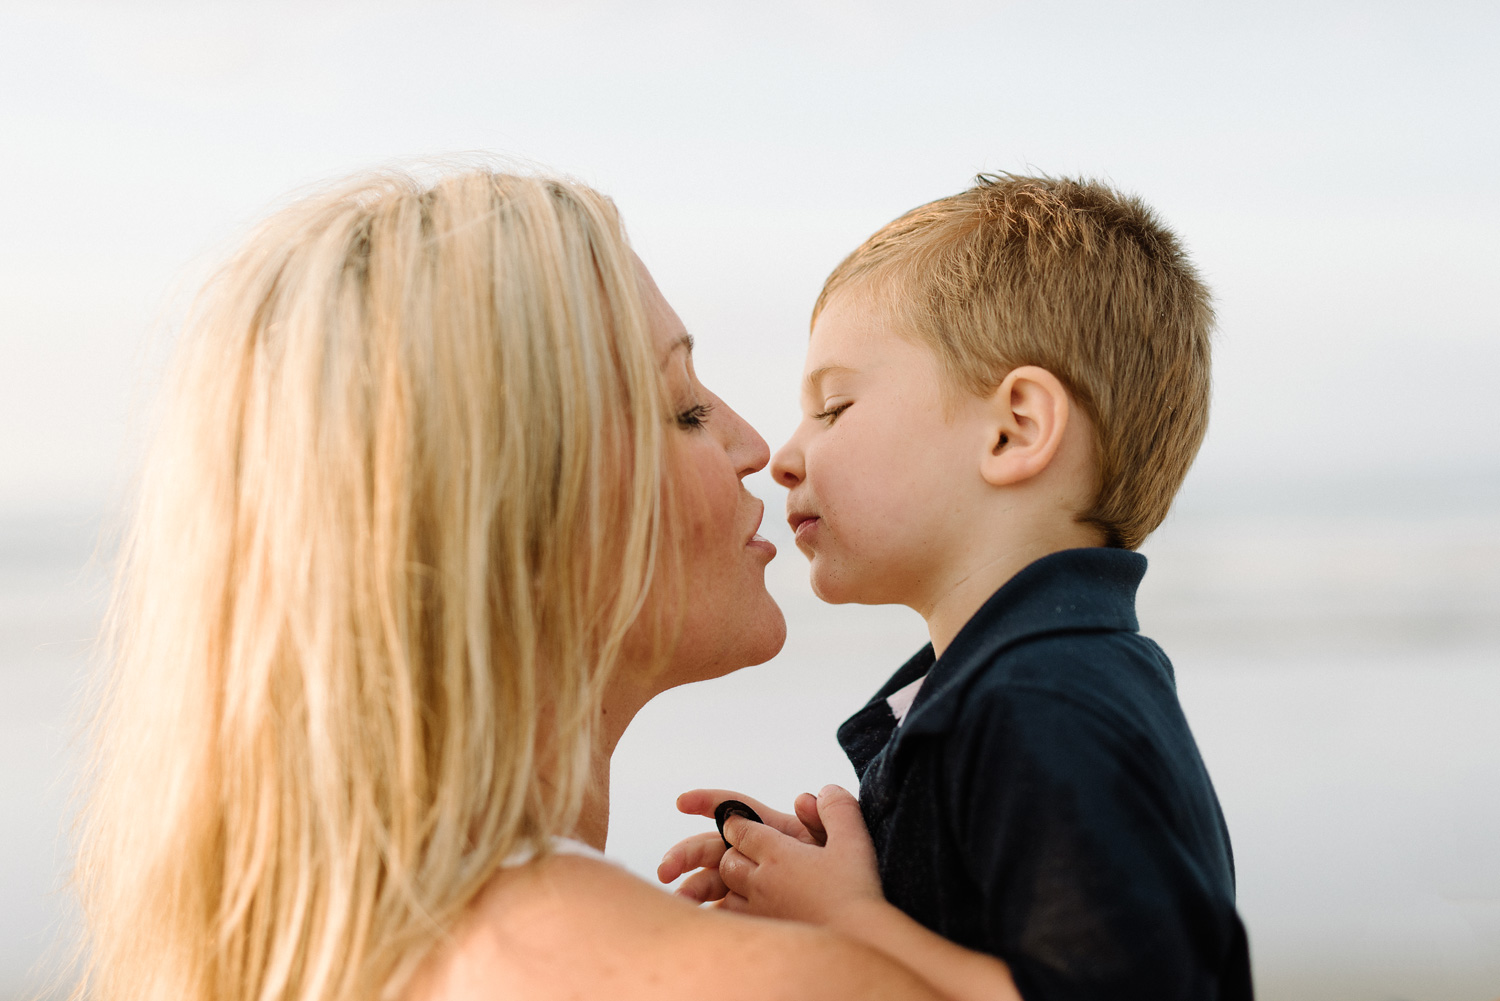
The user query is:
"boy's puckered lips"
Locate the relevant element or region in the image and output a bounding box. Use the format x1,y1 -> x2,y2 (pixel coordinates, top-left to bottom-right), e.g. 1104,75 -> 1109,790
787,508 -> 820,545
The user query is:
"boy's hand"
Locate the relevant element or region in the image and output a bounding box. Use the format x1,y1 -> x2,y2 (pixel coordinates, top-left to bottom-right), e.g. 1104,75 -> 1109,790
717,784 -> 885,925
657,789 -> 826,903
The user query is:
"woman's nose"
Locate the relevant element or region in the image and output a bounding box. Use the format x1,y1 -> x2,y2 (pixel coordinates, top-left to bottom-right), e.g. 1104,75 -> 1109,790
770,433 -> 803,489
722,401 -> 770,478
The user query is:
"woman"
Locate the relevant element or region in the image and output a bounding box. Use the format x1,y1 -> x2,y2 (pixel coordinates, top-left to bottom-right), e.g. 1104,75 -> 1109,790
75,167 -> 943,1001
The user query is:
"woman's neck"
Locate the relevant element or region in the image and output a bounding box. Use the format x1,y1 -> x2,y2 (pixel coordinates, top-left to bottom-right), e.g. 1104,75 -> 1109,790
571,679 -> 653,851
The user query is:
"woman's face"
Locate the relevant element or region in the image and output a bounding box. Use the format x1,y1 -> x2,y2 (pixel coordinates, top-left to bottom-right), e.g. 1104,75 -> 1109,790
638,259 -> 786,686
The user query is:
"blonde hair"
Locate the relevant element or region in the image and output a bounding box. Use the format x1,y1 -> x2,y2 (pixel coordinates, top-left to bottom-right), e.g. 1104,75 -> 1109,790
76,167 -> 667,1001
816,173 -> 1214,549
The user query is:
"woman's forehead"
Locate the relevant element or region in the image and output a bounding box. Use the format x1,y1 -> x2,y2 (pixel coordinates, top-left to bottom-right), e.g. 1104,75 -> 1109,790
634,254 -> 693,362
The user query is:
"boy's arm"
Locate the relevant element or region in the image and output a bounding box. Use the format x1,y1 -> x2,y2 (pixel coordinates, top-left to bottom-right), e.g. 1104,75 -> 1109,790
942,686 -> 1252,1001
717,785 -> 1022,1001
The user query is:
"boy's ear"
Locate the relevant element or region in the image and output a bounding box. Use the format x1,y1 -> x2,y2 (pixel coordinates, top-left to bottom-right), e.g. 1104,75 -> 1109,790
978,365 -> 1071,488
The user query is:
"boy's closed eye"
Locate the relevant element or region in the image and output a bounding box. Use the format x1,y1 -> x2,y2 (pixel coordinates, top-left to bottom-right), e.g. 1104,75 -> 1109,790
812,401 -> 852,423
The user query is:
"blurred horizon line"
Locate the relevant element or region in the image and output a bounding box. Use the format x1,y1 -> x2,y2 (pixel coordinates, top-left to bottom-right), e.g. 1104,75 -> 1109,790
4,463 -> 1497,532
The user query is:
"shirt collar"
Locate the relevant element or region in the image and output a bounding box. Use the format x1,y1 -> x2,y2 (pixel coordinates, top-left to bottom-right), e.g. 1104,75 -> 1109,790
867,547 -> 1146,744
837,643 -> 935,776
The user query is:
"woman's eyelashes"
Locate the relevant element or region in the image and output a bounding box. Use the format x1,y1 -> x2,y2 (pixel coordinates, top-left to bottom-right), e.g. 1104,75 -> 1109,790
811,401 -> 852,424
676,401 -> 715,430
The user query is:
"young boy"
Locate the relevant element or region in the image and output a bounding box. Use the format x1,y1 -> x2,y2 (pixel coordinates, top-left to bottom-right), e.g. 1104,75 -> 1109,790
658,174 -> 1252,1000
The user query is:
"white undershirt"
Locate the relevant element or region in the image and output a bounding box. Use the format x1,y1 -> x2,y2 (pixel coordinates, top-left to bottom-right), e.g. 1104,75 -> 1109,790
886,675 -> 926,726
501,836 -> 610,868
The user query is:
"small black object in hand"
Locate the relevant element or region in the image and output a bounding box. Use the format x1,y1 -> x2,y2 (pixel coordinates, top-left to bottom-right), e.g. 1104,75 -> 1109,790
714,799 -> 762,849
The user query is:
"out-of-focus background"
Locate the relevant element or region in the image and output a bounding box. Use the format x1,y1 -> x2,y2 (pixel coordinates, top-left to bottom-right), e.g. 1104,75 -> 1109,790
3,2 -> 1497,998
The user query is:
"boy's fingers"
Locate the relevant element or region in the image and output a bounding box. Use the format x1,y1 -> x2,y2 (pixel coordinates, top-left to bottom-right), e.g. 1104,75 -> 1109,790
815,784 -> 870,848
654,835 -> 692,883
720,814 -> 777,862
676,789 -> 806,839
793,792 -> 827,846
719,890 -> 750,913
674,789 -> 723,819
674,866 -> 730,904
656,830 -> 725,883
676,788 -> 763,819
718,846 -> 756,895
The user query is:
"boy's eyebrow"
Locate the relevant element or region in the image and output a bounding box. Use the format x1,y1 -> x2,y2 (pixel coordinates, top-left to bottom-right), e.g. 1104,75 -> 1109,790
804,364 -> 853,392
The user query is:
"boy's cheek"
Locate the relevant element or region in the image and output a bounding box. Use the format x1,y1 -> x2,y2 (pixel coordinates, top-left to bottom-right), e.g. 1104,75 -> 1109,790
806,551 -> 865,605
805,531 -> 902,605
835,482 -> 923,542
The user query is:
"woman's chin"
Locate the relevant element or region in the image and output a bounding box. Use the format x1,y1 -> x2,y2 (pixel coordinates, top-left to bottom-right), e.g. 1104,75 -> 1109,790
682,597 -> 786,685
714,596 -> 787,675
745,600 -> 788,666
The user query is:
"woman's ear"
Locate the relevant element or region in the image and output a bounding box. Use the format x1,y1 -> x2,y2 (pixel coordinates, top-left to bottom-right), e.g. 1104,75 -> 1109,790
978,365 -> 1071,487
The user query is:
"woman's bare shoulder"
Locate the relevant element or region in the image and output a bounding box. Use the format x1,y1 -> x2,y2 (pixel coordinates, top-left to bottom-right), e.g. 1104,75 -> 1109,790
404,852 -> 940,1001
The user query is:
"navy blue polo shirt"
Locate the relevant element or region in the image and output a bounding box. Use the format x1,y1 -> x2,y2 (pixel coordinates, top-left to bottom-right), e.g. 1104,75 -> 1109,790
838,548 -> 1252,1001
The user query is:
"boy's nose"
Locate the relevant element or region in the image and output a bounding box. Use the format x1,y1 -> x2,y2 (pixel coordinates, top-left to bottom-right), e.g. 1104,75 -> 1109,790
770,434 -> 803,489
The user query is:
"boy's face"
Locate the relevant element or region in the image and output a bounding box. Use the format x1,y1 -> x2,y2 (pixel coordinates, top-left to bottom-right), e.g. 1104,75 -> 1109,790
771,289 -> 989,608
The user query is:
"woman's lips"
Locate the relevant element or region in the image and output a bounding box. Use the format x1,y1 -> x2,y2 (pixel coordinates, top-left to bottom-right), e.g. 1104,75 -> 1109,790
747,532 -> 777,558
746,505 -> 776,558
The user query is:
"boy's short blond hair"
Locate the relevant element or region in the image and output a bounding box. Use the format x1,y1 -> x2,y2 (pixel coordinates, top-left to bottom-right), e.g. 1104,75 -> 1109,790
814,173 -> 1213,550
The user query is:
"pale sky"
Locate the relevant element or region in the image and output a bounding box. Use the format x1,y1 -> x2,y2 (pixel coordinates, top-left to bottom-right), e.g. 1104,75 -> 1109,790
3,0 -> 1497,516
3,6 -> 1499,993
